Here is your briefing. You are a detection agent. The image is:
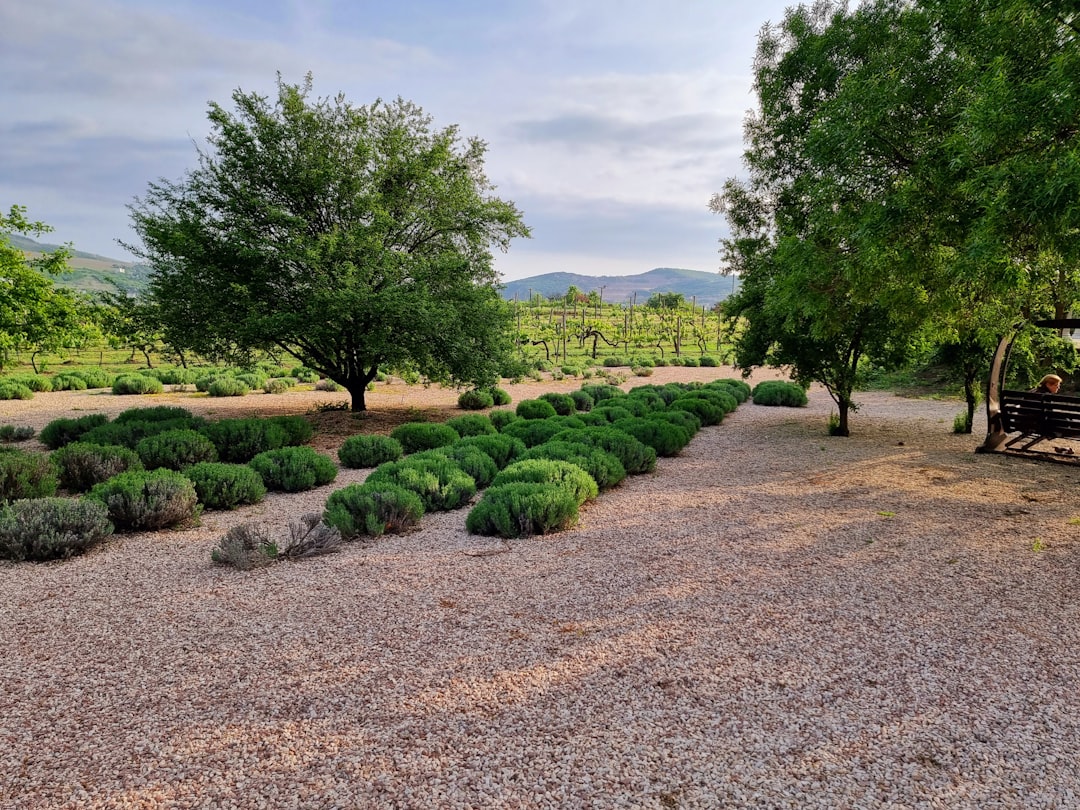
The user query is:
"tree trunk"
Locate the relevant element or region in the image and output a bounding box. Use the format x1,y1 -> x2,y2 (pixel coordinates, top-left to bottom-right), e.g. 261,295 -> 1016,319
835,397 -> 851,437
962,373 -> 978,434
346,380 -> 368,412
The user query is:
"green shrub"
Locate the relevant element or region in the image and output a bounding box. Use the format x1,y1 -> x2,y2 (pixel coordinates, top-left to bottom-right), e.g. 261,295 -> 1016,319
0,498 -> 113,562
291,366 -> 321,383
515,399 -> 558,420
112,375 -> 164,395
87,469 -> 200,531
669,356 -> 685,367
234,372 -> 267,390
115,405 -> 195,424
569,390 -> 594,412
76,368 -> 115,389
0,383 -> 33,400
539,392 -> 576,416
454,433 -> 527,469
338,434 -> 404,468
183,462 -> 267,509
713,379 -> 751,403
51,442 -> 144,492
489,410 -> 519,431
208,377 -> 250,397
263,378 -> 294,394
579,384 -> 624,402
521,441 -> 627,490
445,414 -> 497,437
248,446 -> 337,492
561,365 -> 580,376
202,418 -> 289,463
612,417 -> 692,457
270,415 -> 314,446
324,482 -> 425,538
669,397 -> 725,427
149,367 -> 198,385
389,422 -> 460,454
0,450 -> 58,502
649,409 -> 702,436
686,388 -> 738,415
195,373 -> 222,393
626,389 -> 667,412
367,456 -> 476,511
501,417 -> 572,448
602,357 -> 625,367
590,404 -> 635,423
488,388 -> 512,406
466,482 -> 579,538
752,380 -> 809,407
81,417 -> 203,450
457,389 -> 495,410
681,357 -> 700,368
551,426 -> 657,475
51,373 -> 88,391
40,414 -> 111,450
491,459 -> 598,505
8,374 -> 52,392
653,357 -> 670,367
136,429 -> 218,471
422,445 -> 498,488
0,425 -> 35,443
699,356 -> 719,367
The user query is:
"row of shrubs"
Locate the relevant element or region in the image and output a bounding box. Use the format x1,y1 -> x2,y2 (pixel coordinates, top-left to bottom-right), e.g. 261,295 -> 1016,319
318,378 -> 752,551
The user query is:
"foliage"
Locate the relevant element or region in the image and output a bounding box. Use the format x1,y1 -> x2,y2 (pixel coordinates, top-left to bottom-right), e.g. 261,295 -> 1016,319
389,421 -> 461,454
0,450 -> 58,502
130,77 -> 529,411
0,425 -> 35,443
40,413 -> 110,450
51,442 -> 144,493
117,405 -> 196,424
538,392 -> 576,416
264,378 -> 293,394
87,469 -> 200,531
500,416 -> 572,448
521,441 -> 627,490
324,481 -> 425,538
488,410 -> 519,431
112,374 -> 164,395
465,482 -> 579,538
669,397 -> 724,427
182,461 -> 267,509
516,399 -> 558,420
0,497 -> 113,562
208,377 -> 250,397
201,417 -> 289,463
337,434 -> 404,469
248,446 -> 337,492
81,417 -> 201,450
611,417 -> 692,457
454,433 -> 527,469
490,459 -> 598,505
580,384 -> 623,402
269,415 -> 314,446
366,455 -> 476,511
752,381 -> 809,408
458,388 -> 495,410
550,426 -> 657,475
0,383 -> 33,400
135,428 -> 219,471
426,444 -> 498,488
569,389 -> 594,412
444,414 -> 496,437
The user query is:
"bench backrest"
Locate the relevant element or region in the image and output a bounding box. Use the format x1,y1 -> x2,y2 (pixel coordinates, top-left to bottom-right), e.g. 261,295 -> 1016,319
1001,389 -> 1080,438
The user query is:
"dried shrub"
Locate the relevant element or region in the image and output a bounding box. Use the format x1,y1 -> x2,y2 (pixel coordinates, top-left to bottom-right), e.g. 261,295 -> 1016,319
279,512 -> 342,559
367,456 -> 476,511
465,482 -> 579,538
314,378 -> 343,392
136,429 -> 218,471
183,462 -> 267,509
202,417 -> 289,463
752,380 -> 809,407
248,446 -> 337,492
324,482 -> 425,538
263,378 -> 293,394
491,459 -> 599,505
51,442 -> 144,493
457,389 -> 495,410
40,414 -> 111,450
0,497 -> 113,562
88,469 -> 200,531
0,450 -> 58,502
515,399 -> 558,420
338,434 -> 404,469
211,523 -> 278,570
111,374 -> 164,395
389,422 -> 460,454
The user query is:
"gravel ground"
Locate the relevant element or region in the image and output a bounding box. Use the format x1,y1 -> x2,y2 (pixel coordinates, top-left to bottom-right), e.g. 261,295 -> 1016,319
2,368 -> 1080,809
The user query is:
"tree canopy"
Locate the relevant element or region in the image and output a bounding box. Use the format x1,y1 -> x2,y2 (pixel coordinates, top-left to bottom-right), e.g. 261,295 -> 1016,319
0,206 -> 95,372
129,75 -> 529,410
715,0 -> 1080,435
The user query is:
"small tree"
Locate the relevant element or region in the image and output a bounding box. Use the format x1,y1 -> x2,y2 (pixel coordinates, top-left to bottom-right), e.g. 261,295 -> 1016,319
129,75 -> 529,411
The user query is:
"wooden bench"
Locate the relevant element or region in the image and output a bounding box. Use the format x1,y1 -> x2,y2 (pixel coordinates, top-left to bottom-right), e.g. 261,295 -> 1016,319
986,389 -> 1080,458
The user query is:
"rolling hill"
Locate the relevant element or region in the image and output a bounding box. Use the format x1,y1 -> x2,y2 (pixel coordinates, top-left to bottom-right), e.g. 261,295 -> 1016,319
9,235 -> 150,295
498,267 -> 739,308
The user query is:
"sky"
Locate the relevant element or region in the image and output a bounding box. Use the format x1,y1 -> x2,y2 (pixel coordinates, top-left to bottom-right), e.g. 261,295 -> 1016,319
1,0 -> 795,282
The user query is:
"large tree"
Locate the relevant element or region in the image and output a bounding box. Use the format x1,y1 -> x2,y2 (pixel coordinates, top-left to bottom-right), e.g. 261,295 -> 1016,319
129,75 -> 529,410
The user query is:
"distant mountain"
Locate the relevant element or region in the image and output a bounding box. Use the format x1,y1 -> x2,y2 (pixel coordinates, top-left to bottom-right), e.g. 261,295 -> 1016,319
8,235 -> 150,295
498,267 -> 739,308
